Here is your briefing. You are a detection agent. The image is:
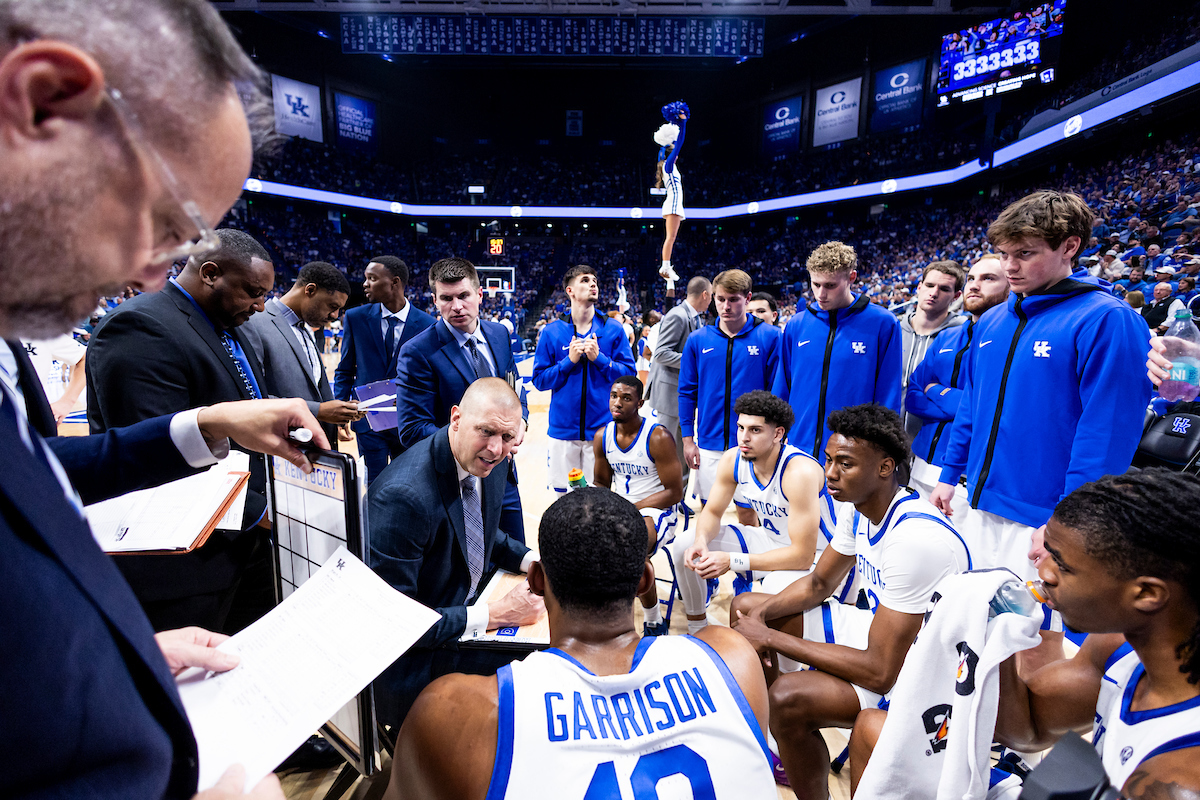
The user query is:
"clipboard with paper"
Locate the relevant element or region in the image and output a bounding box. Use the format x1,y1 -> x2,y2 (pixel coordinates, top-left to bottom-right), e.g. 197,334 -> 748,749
353,379 -> 396,432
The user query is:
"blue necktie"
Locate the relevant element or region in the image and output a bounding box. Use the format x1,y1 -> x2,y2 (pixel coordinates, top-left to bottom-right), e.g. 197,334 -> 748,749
461,475 -> 485,598
465,337 -> 492,379
385,316 -> 400,361
221,333 -> 261,399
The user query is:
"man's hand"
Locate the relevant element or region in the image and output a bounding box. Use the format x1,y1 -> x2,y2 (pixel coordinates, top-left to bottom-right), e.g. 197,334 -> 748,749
192,765 -> 284,800
509,418 -> 527,455
683,438 -> 701,470
337,423 -> 355,442
50,397 -> 74,424
691,550 -> 732,580
733,609 -> 774,665
197,399 -> 329,474
487,581 -> 546,630
567,337 -> 585,364
316,400 -> 361,425
930,481 -> 957,517
1148,336 -> 1175,386
582,335 -> 600,361
683,542 -> 709,573
155,627 -> 238,677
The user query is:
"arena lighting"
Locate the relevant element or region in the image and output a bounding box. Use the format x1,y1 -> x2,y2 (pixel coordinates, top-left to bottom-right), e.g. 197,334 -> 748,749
242,60 -> 1200,219
467,185 -> 486,194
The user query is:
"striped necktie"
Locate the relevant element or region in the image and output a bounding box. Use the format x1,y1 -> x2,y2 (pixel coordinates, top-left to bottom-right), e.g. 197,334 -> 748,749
461,474 -> 485,597
465,337 -> 492,379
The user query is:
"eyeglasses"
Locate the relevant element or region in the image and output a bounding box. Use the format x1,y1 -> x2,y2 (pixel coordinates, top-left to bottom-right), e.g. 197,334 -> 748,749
103,86 -> 220,266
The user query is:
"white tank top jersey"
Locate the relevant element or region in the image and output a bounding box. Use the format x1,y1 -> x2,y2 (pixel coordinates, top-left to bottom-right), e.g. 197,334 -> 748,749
733,443 -> 836,558
1093,644 -> 1200,790
486,635 -> 777,800
829,489 -> 972,615
604,420 -> 666,505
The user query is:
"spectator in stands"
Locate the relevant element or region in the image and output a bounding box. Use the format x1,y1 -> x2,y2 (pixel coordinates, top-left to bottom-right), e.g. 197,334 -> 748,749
899,261 -> 965,439
1143,281 -> 1186,334
748,291 -> 781,328
1127,289 -> 1147,310
1154,264 -> 1180,294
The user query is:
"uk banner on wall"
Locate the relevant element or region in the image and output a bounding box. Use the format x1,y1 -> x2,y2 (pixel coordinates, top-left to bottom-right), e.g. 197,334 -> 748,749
335,92 -> 377,154
762,96 -> 803,158
870,59 -> 926,133
272,74 -> 323,143
812,77 -> 862,147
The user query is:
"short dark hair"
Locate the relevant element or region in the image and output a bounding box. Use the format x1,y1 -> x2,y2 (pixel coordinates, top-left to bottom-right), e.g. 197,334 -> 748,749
369,255 -> 409,285
750,292 -> 778,314
988,191 -> 1095,266
195,228 -> 271,271
735,390 -> 793,432
538,488 -> 646,617
562,264 -> 597,289
923,260 -> 966,292
296,261 -> 350,296
1052,469 -> 1200,683
826,404 -> 911,472
613,375 -> 643,401
428,257 -> 479,289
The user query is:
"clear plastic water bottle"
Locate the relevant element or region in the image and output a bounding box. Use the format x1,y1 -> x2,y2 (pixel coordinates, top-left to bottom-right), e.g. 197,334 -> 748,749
1160,310 -> 1200,403
988,579 -> 1048,618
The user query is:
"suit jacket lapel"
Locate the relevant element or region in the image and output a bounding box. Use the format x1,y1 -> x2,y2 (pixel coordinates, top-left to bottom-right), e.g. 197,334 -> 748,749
482,322 -> 508,379
165,284 -> 251,397
0,415 -> 185,722
366,304 -> 388,372
437,323 -> 476,385
267,301 -> 321,394
7,339 -> 58,438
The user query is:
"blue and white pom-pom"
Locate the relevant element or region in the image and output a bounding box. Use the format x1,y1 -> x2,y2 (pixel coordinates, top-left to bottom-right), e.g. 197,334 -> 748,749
653,123 -> 679,147
661,100 -> 690,121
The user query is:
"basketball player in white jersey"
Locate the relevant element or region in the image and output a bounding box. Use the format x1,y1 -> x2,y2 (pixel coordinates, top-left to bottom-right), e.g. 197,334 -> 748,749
731,404 -> 970,798
986,468 -> 1200,798
383,488 -> 777,800
678,391 -> 830,635
594,376 -> 685,636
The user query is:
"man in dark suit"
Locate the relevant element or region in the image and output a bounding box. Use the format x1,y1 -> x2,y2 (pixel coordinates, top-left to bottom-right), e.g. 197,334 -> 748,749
242,260 -> 361,447
647,275 -> 710,486
0,2 -> 326,795
368,378 -> 544,727
334,255 -> 435,485
396,257 -> 528,542
86,228 -> 276,632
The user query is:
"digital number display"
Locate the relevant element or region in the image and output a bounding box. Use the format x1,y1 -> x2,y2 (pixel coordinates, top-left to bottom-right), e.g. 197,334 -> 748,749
937,1 -> 1065,106
488,237 -> 505,256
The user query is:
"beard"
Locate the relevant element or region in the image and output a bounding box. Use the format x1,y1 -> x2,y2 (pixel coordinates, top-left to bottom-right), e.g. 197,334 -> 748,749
0,154 -> 122,340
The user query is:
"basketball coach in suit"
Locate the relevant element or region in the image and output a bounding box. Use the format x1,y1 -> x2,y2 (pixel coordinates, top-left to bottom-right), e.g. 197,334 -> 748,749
242,261 -> 361,448
86,228 -> 276,633
368,378 -> 544,727
396,257 -> 529,542
334,255 -> 435,485
647,275 -> 710,485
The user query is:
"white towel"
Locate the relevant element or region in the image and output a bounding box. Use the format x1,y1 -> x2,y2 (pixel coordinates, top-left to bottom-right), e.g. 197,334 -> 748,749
855,570 -> 1042,800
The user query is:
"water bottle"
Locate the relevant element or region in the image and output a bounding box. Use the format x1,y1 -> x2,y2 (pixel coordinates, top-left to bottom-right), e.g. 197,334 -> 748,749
567,468 -> 588,490
1160,310 -> 1200,402
988,579 -> 1048,618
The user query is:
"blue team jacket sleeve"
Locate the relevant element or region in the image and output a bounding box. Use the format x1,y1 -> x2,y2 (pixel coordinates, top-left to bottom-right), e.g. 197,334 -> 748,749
875,318 -> 903,413
905,350 -> 960,422
772,320 -> 794,404
531,325 -> 577,391
938,344 -> 976,485
394,344 -> 439,451
593,327 -> 636,382
1062,310 -> 1153,502
663,119 -> 686,173
678,336 -> 699,438
333,316 -> 356,400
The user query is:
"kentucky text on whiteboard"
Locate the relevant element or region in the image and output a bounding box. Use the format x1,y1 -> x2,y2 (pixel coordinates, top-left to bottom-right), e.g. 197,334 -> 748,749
273,456 -> 343,499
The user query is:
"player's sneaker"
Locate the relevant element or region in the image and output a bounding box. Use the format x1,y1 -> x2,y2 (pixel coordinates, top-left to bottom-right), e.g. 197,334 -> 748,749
643,621 -> 670,637
706,577 -> 720,603
769,752 -> 790,787
659,264 -> 680,281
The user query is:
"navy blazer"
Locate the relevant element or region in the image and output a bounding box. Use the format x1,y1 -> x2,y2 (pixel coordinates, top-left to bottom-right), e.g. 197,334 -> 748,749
333,302 -> 435,433
2,412 -> 203,798
394,318 -> 528,451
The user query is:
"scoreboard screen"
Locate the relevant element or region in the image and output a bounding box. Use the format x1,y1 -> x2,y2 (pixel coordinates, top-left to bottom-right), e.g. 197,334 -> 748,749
488,237 -> 505,256
936,1 -> 1065,107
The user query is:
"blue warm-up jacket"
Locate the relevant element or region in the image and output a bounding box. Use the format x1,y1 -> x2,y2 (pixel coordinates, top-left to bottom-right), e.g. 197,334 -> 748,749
906,319 -> 976,467
678,315 -> 782,452
772,294 -> 903,461
938,274 -> 1152,528
532,314 -> 636,441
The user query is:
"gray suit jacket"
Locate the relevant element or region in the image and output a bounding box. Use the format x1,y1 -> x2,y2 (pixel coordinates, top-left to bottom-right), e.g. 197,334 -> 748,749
647,301 -> 700,417
242,297 -> 336,443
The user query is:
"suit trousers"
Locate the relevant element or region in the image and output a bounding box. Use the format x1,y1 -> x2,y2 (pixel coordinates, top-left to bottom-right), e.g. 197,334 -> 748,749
358,428 -> 404,487
655,411 -> 690,487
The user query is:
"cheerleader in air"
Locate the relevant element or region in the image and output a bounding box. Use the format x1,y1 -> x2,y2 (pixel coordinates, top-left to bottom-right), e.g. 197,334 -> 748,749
654,100 -> 689,295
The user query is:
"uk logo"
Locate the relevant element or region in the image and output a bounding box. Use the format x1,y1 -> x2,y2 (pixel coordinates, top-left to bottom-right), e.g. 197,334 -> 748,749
1173,417 -> 1192,435
852,342 -> 867,354
747,345 -> 760,355
1033,341 -> 1052,358
285,94 -> 310,117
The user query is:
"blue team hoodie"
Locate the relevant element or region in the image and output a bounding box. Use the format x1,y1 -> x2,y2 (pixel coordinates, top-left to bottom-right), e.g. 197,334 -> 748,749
906,319 -> 976,467
772,294 -> 903,460
532,313 -> 636,441
678,315 -> 782,451
938,274 -> 1152,528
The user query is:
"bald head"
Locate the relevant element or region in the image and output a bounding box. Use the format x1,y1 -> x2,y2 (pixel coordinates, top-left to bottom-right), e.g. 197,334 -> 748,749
450,378 -> 523,477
